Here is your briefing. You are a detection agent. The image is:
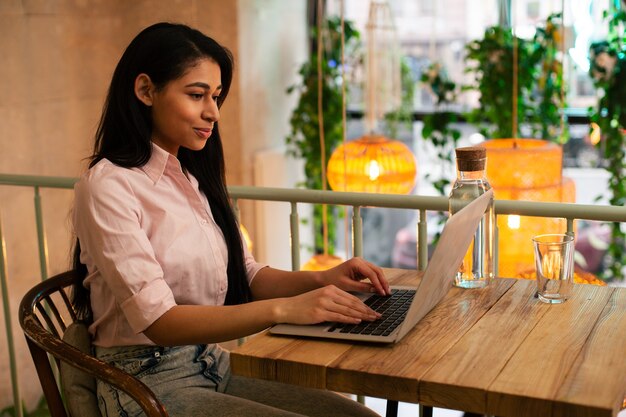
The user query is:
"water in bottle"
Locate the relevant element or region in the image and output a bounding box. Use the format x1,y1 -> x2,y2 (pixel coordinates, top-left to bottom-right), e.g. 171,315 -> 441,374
449,146 -> 495,288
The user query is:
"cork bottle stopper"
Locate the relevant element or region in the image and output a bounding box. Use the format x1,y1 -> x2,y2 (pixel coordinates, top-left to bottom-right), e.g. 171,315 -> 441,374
455,146 -> 486,171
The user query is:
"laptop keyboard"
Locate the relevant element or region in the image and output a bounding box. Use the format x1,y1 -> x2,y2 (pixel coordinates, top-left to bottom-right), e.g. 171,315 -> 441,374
327,289 -> 416,337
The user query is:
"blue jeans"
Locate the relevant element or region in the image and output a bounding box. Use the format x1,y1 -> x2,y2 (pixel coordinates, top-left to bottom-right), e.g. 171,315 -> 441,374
96,344 -> 380,417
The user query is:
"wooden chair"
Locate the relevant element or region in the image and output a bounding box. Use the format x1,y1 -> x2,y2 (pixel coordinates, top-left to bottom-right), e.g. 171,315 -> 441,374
18,270 -> 168,417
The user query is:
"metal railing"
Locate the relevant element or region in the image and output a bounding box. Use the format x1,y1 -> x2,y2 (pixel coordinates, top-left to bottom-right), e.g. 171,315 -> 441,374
2,172 -> 626,414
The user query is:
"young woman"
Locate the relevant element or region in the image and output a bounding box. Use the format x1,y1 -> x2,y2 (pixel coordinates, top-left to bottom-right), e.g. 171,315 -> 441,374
72,22 -> 388,417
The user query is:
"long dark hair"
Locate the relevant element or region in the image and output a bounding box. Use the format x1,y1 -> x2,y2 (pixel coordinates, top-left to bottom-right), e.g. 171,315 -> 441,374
73,22 -> 251,321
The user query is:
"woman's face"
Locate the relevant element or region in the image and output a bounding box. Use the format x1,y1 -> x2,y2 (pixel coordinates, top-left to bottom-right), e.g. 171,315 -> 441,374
147,58 -> 222,156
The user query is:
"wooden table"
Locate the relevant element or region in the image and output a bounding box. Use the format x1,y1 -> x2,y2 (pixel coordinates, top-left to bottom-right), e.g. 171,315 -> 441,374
231,268 -> 626,417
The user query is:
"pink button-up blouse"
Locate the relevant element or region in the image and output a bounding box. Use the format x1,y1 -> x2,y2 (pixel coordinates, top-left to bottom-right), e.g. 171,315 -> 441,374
73,144 -> 266,347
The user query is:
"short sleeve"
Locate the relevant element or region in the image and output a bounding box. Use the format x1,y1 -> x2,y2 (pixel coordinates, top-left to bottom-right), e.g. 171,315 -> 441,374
241,231 -> 268,285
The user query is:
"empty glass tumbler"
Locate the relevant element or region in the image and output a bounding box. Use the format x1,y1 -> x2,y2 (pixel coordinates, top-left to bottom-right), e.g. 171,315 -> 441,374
532,233 -> 575,303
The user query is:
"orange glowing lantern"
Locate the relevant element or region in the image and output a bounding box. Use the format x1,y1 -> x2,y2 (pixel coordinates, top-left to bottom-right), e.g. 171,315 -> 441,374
483,139 -> 576,278
240,224 -> 253,252
327,135 -> 417,194
517,266 -> 606,286
327,2 -> 416,195
301,254 -> 344,271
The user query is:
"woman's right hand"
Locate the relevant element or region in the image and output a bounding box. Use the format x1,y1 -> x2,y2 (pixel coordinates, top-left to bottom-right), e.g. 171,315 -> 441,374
273,285 -> 381,325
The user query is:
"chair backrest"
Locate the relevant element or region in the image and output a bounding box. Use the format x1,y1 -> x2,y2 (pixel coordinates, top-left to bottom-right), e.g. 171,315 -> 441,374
18,270 -> 169,417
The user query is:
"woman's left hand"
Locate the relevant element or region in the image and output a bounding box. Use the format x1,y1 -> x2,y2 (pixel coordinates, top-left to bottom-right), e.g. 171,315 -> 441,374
320,257 -> 390,296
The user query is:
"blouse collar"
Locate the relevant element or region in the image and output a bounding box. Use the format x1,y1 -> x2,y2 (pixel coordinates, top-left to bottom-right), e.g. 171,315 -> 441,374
141,142 -> 182,184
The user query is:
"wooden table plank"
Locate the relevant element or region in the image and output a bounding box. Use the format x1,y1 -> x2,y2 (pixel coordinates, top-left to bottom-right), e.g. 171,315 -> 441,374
230,331 -> 357,389
230,331 -> 299,381
420,279 -> 550,414
553,288 -> 626,417
486,284 -> 615,417
273,339 -> 356,389
325,275 -> 515,403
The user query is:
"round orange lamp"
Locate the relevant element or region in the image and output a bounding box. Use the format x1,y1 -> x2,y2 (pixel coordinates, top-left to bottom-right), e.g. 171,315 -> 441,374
483,139 -> 576,278
240,224 -> 253,252
516,266 -> 606,286
327,135 -> 417,194
301,254 -> 344,271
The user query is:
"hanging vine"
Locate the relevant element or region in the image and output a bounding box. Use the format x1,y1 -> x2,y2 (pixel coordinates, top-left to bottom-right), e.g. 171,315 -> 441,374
463,25 -> 540,139
420,63 -> 461,199
589,6 -> 626,281
532,13 -> 569,143
462,14 -> 567,141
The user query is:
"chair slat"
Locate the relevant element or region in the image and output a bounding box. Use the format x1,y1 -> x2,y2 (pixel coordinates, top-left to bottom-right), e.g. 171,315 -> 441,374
35,302 -> 60,338
25,337 -> 68,417
44,294 -> 67,332
59,289 -> 77,322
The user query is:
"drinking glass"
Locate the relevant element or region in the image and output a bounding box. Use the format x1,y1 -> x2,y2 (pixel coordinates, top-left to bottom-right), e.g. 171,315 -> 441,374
532,234 -> 575,304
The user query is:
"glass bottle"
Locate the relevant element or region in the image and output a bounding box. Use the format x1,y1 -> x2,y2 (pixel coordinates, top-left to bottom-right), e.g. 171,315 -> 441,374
449,146 -> 495,288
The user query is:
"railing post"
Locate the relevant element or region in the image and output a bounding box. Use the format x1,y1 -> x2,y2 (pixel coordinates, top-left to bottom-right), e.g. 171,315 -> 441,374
352,206 -> 363,257
417,209 -> 428,271
494,216 -> 499,277
232,198 -> 248,348
290,202 -> 300,271
33,186 -> 49,281
566,218 -> 575,236
232,198 -> 240,222
0,214 -> 24,417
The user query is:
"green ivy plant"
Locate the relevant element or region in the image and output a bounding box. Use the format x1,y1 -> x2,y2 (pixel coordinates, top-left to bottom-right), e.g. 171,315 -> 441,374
464,26 -> 538,139
463,14 -> 567,141
382,57 -> 417,140
532,13 -> 569,143
286,17 -> 360,254
589,6 -> 626,281
420,63 -> 461,198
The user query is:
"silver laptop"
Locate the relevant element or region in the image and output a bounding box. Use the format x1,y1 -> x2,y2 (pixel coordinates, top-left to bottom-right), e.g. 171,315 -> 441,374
269,189 -> 493,343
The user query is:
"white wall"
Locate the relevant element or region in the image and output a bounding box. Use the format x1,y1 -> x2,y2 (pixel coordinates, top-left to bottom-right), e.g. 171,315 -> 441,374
237,0 -> 308,169
253,148 -> 313,270
237,0 -> 311,267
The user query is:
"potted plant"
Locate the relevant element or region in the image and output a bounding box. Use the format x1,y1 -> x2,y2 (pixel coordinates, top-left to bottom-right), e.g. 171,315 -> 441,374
463,13 -> 567,140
